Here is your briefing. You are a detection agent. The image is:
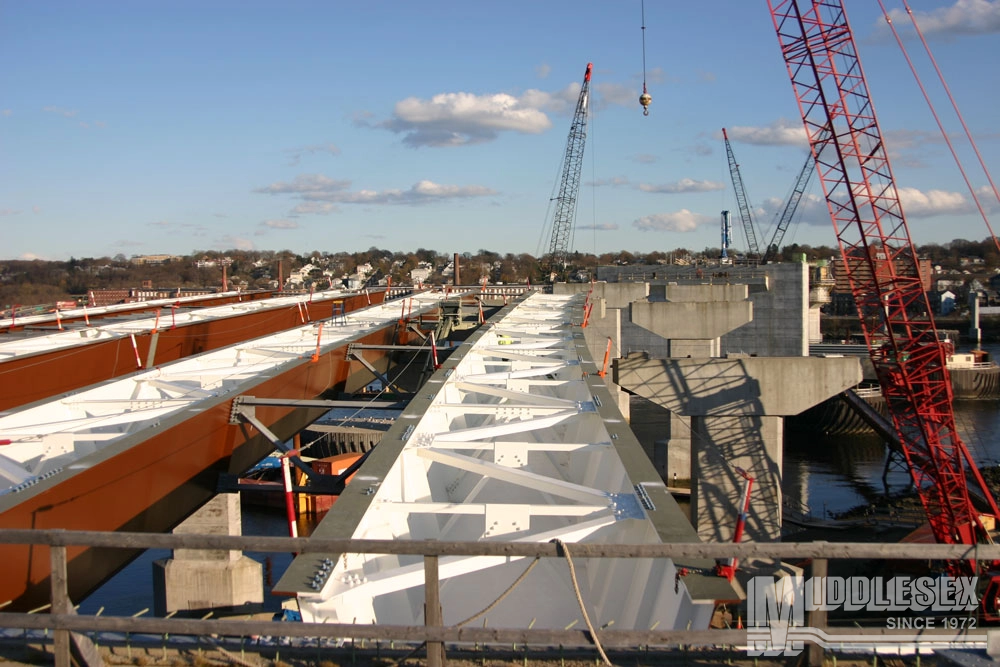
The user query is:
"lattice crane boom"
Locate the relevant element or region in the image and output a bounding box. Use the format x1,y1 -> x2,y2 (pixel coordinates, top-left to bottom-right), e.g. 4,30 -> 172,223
722,128 -> 763,259
768,0 -> 1000,557
762,148 -> 815,263
546,63 -> 592,272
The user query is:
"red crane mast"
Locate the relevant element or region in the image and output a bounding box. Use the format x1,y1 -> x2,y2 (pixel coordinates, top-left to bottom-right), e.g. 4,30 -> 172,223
767,0 -> 999,556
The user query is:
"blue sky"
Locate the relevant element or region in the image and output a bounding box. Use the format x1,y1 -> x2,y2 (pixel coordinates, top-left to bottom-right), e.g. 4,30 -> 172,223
2,1 -> 999,261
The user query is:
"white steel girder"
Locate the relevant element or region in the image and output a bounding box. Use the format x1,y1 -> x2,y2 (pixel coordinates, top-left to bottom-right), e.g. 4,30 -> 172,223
293,293 -> 715,634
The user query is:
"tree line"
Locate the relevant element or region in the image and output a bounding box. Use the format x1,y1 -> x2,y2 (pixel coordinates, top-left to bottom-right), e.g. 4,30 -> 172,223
2,237 -> 997,309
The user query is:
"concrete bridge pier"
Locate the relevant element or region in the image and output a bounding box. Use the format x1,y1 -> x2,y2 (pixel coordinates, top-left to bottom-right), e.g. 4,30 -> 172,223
616,291 -> 862,542
153,493 -> 263,615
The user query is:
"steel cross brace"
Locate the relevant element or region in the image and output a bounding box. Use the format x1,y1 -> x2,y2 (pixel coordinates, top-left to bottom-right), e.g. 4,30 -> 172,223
345,344 -> 406,394
228,395 -> 381,492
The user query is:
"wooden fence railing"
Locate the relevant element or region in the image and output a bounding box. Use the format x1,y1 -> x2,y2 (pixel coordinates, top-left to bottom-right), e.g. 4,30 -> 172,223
0,529 -> 996,667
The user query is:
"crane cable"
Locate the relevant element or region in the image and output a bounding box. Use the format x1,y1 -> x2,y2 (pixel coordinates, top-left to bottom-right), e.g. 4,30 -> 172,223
639,0 -> 651,115
877,0 -> 1000,255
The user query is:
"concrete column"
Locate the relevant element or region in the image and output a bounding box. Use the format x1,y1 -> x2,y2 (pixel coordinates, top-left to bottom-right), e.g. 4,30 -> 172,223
615,354 -> 861,540
690,415 -> 782,543
153,493 -> 263,615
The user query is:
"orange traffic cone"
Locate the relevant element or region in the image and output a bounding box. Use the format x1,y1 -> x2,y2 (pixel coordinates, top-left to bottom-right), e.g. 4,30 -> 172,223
737,615 -> 743,629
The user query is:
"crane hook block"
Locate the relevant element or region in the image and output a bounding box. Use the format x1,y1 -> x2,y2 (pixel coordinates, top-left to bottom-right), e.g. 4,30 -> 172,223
639,91 -> 652,116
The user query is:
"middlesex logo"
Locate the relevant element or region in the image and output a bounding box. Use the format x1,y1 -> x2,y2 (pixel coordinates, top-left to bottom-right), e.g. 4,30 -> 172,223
746,576 -> 981,656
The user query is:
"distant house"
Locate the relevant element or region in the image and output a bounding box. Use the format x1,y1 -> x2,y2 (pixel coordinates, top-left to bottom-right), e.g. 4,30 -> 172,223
940,290 -> 956,315
131,254 -> 181,265
410,262 -> 434,284
286,263 -> 317,287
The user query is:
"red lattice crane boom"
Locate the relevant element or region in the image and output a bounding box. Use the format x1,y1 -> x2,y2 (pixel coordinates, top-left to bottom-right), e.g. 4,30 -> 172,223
767,0 -> 999,559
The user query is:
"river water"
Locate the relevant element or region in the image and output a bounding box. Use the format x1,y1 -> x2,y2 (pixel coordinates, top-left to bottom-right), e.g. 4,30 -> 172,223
783,343 -> 1000,519
77,344 -> 1000,616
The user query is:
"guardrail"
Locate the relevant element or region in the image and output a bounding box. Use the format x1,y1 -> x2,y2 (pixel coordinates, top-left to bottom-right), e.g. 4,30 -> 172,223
0,529 -> 995,667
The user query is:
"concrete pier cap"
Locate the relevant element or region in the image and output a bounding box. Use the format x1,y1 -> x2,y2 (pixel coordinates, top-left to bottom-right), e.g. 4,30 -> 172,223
614,355 -> 863,416
631,300 -> 753,341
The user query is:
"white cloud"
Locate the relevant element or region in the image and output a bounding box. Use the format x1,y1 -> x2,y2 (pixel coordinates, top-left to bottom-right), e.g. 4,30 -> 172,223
633,210 -> 714,232
886,0 -> 1000,37
634,154 -> 657,164
149,220 -> 208,235
291,202 -> 339,216
578,223 -> 618,231
757,193 -> 830,227
897,185 -> 978,217
215,235 -> 255,251
302,180 -> 497,205
383,91 -> 553,147
589,176 -> 630,187
0,209 -> 22,216
254,174 -> 352,195
535,63 -> 551,79
688,143 -> 713,157
639,178 -> 725,194
19,252 -> 45,260
2,109 -> 11,117
257,173 -> 498,214
260,219 -> 299,230
42,106 -> 78,118
593,81 -> 639,108
286,143 -> 340,166
646,67 -> 670,85
722,119 -> 808,146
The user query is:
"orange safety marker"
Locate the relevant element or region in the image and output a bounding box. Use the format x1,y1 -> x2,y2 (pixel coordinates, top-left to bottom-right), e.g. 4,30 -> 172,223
152,309 -> 160,334
55,308 -> 63,331
83,305 -> 90,326
478,299 -> 485,324
364,288 -> 371,305
407,297 -> 413,320
129,334 -> 142,369
597,337 -> 612,378
297,302 -> 306,323
311,323 -> 324,363
309,284 -> 314,303
582,302 -> 594,328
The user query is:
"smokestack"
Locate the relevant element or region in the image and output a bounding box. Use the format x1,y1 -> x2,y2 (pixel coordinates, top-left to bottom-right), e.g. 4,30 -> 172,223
454,253 -> 461,286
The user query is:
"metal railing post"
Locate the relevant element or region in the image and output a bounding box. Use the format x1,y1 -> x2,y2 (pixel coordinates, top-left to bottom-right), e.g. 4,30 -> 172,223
50,542 -> 71,667
424,554 -> 445,667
